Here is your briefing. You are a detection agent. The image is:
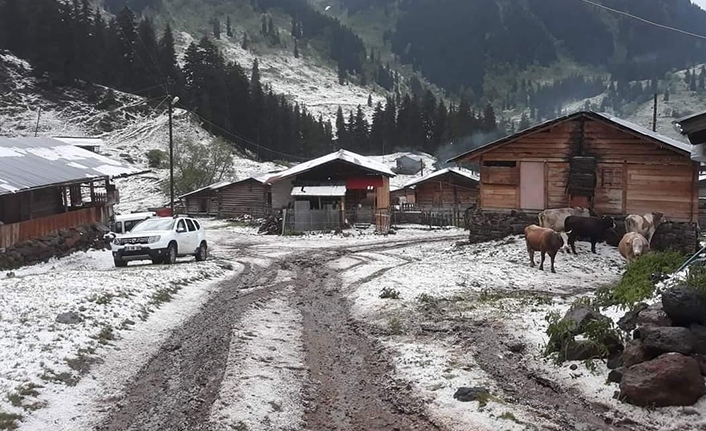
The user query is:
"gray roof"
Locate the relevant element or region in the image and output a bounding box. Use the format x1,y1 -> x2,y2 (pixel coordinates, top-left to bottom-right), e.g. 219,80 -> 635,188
448,111 -> 692,163
0,137 -> 144,196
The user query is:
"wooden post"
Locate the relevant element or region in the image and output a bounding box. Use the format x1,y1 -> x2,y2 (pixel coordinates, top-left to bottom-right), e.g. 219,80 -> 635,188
652,93 -> 658,132
692,161 -> 699,224
63,187 -> 69,212
622,161 -> 628,214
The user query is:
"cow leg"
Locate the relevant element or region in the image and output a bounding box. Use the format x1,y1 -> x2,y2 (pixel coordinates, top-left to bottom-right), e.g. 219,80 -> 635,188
528,247 -> 535,267
549,251 -> 556,273
568,232 -> 578,255
539,251 -> 546,271
591,239 -> 597,254
560,232 -> 570,253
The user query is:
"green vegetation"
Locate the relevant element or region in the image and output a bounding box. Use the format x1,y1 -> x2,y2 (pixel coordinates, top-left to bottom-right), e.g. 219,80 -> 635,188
146,149 -> 167,169
97,326 -> 115,344
595,251 -> 684,309
387,315 -> 403,335
686,264 -> 706,296
0,411 -> 22,430
379,287 -> 401,299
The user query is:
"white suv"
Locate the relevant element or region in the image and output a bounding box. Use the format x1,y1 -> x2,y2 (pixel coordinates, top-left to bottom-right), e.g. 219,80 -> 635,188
111,217 -> 207,267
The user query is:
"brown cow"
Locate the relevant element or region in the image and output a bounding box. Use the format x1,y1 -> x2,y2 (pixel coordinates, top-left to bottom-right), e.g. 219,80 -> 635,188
619,232 -> 650,263
525,225 -> 565,273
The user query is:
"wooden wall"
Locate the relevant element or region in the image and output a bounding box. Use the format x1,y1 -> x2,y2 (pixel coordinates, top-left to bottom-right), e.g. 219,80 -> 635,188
415,174 -> 479,209
471,117 -> 698,221
220,181 -> 271,217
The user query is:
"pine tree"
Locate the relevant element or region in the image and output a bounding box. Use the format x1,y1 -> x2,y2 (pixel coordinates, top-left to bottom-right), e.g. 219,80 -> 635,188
367,94 -> 373,108
519,112 -> 530,130
700,66 -> 706,89
351,105 -> 370,153
226,16 -> 233,38
159,24 -> 180,93
242,32 -> 249,50
338,63 -> 347,85
685,68 -> 692,85
261,15 -> 268,36
294,39 -> 299,58
370,102 -> 384,154
335,106 -> 347,147
213,17 -> 221,39
690,70 -> 697,91
664,87 -> 670,102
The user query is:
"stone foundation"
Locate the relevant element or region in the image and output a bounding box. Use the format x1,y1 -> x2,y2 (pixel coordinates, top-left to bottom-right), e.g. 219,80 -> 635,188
0,224 -> 110,270
467,209 -> 539,243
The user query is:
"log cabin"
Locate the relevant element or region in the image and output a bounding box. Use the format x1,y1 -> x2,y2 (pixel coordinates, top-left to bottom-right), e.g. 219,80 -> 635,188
403,167 -> 479,210
448,111 -> 698,223
180,175 -> 272,218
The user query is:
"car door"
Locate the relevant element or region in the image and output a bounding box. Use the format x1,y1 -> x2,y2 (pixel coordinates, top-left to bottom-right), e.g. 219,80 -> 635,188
185,219 -> 198,253
175,219 -> 190,254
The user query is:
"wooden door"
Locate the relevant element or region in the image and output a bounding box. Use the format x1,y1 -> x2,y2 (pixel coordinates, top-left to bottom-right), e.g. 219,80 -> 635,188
520,162 -> 545,210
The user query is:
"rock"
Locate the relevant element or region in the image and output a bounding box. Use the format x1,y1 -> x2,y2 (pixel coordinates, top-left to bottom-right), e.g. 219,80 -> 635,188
563,307 -> 606,335
662,285 -> 706,326
620,353 -> 706,407
641,326 -> 694,355
618,303 -> 648,332
607,351 -> 623,370
453,387 -> 490,403
570,364 -> 578,370
691,324 -> 706,355
564,340 -> 604,361
64,237 -> 76,248
507,341 -> 526,354
636,303 -> 672,328
692,353 -> 706,376
55,311 -> 82,324
623,340 -> 649,368
681,407 -> 701,416
608,367 -> 624,384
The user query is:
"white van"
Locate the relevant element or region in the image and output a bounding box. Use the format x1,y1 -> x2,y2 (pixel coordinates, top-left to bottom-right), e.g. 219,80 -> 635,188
105,212 -> 156,241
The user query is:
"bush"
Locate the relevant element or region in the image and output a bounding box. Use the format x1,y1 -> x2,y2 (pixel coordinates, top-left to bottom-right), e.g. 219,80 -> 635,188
595,251 -> 684,309
380,287 -> 401,299
146,149 -> 167,168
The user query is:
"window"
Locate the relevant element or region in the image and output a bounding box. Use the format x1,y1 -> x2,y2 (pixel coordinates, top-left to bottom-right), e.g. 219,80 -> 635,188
115,221 -> 123,233
186,219 -> 196,232
124,220 -> 141,232
177,220 -> 186,232
193,220 -> 201,230
132,219 -> 176,232
484,161 -> 516,167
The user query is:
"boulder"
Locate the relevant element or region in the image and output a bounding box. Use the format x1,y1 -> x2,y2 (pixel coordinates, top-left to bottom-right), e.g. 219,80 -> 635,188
55,311 -> 82,324
620,353 -> 706,407
623,340 -> 649,368
641,326 -> 694,355
692,353 -> 706,376
636,303 -> 672,328
608,367 -> 624,384
607,351 -> 623,370
563,307 -> 606,335
662,285 -> 706,326
691,324 -> 706,355
618,303 -> 648,332
563,340 -> 604,361
453,387 -> 490,403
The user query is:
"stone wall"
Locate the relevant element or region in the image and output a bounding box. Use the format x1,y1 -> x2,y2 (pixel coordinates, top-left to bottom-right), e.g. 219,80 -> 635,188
607,217 -> 699,255
0,224 -> 110,270
392,211 -> 423,226
467,209 -> 539,243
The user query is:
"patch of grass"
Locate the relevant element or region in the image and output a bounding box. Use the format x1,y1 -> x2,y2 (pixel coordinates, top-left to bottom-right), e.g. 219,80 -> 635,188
17,384 -> 41,399
379,287 -> 401,299
39,369 -> 78,386
94,293 -> 114,305
267,401 -> 282,412
595,251 -> 684,309
686,264 -> 706,296
150,288 -> 174,306
96,326 -> 114,344
6,394 -> 21,408
232,421 -> 248,431
478,289 -> 506,303
416,293 -> 436,304
499,411 -> 519,422
387,315 -> 403,335
0,411 -> 22,430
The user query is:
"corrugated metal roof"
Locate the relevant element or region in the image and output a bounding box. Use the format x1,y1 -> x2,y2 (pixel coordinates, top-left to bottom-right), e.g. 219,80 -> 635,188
179,173 -> 275,199
447,111 -> 692,163
291,185 -> 347,197
404,167 -> 479,188
0,137 -> 144,196
266,149 -> 395,184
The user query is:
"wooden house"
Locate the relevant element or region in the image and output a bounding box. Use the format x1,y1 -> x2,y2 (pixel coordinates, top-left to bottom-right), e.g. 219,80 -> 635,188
403,168 -> 479,210
267,149 -> 395,231
0,137 -> 142,249
448,111 -> 698,222
181,176 -> 272,218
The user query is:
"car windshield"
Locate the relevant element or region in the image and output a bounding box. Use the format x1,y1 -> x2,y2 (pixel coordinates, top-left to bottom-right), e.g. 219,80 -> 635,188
131,218 -> 175,233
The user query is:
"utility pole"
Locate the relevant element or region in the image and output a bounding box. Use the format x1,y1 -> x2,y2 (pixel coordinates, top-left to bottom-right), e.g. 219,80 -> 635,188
34,107 -> 42,137
652,93 -> 658,132
169,96 -> 180,216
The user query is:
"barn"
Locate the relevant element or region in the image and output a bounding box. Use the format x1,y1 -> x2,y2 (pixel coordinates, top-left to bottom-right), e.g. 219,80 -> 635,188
0,137 -> 142,250
267,149 -> 395,232
180,175 -> 272,218
448,111 -> 699,250
403,167 -> 479,210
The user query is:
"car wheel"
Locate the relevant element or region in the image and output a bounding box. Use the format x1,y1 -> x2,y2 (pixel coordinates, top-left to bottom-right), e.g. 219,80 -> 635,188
152,257 -> 163,265
114,258 -> 127,268
195,242 -> 208,262
166,243 -> 177,265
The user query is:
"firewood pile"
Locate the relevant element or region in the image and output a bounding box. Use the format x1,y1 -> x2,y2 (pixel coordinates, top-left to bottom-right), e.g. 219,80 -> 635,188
259,213 -> 282,235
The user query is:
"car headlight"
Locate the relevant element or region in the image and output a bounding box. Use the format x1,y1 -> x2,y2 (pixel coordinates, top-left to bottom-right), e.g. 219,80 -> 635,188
148,236 -> 161,244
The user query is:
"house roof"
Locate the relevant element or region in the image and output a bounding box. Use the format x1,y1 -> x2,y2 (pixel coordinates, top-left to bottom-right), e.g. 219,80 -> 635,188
290,185 -> 347,197
404,167 -> 479,188
179,174 -> 271,199
447,111 -> 692,163
0,137 -> 144,196
54,137 -> 104,148
674,110 -> 706,136
266,149 -> 395,184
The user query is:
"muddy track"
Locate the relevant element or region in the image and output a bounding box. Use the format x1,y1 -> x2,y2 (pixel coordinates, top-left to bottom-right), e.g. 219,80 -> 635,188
96,260 -> 290,431
295,253 -> 441,431
96,237 -> 451,431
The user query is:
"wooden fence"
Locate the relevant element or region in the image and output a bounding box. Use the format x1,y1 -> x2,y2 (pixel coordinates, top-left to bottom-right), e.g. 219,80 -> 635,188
420,209 -> 466,228
0,206 -> 104,249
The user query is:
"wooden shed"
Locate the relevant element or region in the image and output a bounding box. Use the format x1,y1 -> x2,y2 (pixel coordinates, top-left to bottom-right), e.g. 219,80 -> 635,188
448,111 -> 698,222
218,177 -> 271,218
403,168 -> 479,210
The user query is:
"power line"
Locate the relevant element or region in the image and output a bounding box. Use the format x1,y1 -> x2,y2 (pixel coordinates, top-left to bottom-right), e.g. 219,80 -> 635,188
176,105 -> 309,161
575,0 -> 706,41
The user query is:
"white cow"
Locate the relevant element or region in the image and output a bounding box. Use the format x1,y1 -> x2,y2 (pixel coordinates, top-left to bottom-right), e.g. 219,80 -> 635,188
619,232 -> 650,263
538,207 -> 592,252
625,212 -> 665,245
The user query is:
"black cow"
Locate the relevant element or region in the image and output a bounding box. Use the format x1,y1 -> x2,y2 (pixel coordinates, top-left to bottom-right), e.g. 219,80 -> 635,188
564,215 -> 615,254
